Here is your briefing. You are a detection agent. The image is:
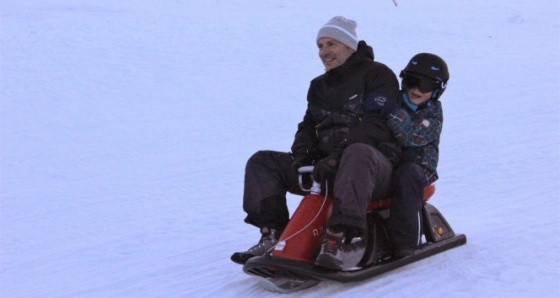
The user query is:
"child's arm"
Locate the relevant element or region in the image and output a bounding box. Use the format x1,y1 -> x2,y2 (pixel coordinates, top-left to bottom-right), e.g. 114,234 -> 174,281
387,101 -> 443,147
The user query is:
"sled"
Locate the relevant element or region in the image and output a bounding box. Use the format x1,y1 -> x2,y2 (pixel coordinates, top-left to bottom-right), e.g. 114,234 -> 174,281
242,166 -> 467,293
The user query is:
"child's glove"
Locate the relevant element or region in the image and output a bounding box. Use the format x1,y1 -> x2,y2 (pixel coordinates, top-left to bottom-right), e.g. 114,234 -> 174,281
363,94 -> 398,116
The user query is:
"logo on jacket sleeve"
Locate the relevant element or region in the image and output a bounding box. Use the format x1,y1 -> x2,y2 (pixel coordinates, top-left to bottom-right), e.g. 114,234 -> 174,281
374,96 -> 387,106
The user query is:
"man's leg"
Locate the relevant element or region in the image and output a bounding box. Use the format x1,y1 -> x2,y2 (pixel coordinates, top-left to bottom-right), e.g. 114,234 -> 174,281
329,143 -> 393,232
232,150 -> 304,264
243,150 -> 304,229
315,143 -> 393,270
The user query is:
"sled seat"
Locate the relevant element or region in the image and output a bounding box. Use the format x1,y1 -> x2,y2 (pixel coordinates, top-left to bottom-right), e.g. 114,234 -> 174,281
367,184 -> 435,212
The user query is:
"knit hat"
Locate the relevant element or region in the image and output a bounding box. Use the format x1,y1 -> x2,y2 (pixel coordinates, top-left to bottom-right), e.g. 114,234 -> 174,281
316,16 -> 358,51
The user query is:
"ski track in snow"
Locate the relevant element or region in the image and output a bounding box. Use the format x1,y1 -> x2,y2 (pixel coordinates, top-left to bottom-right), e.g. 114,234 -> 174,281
1,0 -> 559,297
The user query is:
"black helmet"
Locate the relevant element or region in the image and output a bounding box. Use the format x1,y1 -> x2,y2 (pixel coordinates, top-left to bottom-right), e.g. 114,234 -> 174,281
400,53 -> 449,100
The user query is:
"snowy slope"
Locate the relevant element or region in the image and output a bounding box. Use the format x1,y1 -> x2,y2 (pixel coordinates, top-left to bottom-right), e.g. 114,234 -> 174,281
1,0 -> 559,297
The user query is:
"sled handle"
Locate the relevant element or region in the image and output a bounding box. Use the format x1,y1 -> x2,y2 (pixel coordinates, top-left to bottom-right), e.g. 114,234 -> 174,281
298,166 -> 321,194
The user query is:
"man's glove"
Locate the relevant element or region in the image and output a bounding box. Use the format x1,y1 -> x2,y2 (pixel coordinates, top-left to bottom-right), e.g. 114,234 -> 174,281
291,153 -> 313,172
363,93 -> 398,116
313,153 -> 340,183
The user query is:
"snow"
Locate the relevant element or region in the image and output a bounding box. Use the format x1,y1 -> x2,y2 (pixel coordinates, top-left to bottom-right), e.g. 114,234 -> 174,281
1,0 -> 559,297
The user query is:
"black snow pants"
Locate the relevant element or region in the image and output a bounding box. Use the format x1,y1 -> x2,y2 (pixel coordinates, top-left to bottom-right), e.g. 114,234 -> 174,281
243,143 -> 393,234
387,162 -> 428,249
242,150 -> 306,230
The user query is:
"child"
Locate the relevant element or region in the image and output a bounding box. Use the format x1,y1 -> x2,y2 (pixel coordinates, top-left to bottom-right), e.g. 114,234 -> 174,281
363,53 -> 449,257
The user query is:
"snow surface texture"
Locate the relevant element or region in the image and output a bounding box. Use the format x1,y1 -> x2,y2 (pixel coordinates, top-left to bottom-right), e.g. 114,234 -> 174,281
1,0 -> 559,297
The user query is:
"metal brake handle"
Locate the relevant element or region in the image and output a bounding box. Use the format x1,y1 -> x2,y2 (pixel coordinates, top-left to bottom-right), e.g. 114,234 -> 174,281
298,166 -> 321,194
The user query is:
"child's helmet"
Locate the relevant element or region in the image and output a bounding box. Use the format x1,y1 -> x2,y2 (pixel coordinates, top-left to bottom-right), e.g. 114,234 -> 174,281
400,53 -> 449,100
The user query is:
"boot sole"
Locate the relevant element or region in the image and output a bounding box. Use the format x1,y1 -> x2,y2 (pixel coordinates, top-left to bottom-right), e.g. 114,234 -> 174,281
315,253 -> 343,270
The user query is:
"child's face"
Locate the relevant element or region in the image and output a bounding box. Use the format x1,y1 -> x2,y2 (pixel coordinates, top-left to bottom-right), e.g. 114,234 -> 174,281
317,37 -> 355,71
407,88 -> 433,105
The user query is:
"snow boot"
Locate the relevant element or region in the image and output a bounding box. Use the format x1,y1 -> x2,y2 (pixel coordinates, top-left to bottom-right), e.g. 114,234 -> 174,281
315,228 -> 345,270
315,227 -> 367,270
231,227 -> 280,265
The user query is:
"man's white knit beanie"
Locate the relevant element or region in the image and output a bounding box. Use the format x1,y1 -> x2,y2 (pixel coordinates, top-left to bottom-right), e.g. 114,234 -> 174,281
316,16 -> 358,51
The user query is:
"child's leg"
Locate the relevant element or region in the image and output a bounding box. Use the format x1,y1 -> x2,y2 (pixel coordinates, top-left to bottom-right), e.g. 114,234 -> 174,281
388,162 -> 427,253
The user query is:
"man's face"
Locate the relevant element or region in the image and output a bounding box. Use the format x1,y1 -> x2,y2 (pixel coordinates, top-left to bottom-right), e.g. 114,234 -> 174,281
317,37 -> 354,71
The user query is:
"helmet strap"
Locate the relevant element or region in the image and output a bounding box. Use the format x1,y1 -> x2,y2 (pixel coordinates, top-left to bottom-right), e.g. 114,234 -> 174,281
431,90 -> 440,100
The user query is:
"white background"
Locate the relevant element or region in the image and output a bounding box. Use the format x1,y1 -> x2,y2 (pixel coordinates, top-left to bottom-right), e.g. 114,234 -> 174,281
1,0 -> 559,297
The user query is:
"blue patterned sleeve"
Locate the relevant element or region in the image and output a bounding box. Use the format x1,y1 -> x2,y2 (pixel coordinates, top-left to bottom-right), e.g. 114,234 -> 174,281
387,101 -> 443,147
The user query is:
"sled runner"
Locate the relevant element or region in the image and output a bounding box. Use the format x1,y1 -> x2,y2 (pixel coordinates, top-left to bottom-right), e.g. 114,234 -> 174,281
241,166 -> 467,293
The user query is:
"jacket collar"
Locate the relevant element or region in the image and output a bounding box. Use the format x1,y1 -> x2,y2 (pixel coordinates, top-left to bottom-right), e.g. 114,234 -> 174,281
326,40 -> 374,75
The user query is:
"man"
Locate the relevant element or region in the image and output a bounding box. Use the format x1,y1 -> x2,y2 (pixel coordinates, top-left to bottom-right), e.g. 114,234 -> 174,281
231,16 -> 401,270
